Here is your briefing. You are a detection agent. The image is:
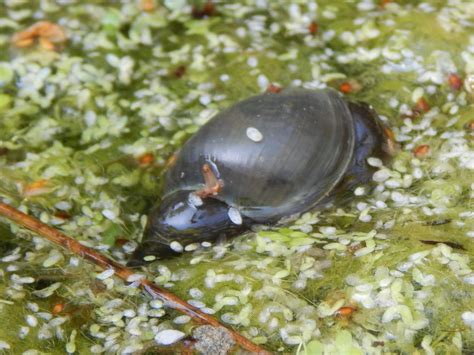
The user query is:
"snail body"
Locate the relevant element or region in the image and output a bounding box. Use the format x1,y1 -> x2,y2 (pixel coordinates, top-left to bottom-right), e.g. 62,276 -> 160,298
129,88 -> 390,265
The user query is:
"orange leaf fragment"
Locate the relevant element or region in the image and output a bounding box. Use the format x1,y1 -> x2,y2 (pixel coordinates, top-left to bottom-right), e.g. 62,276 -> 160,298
52,303 -> 65,315
140,0 -> 156,12
266,83 -> 282,93
12,21 -> 67,51
413,144 -> 430,159
336,306 -> 357,317
308,21 -> 318,35
22,179 -> 52,197
448,73 -> 463,91
414,97 -> 430,113
138,153 -> 155,167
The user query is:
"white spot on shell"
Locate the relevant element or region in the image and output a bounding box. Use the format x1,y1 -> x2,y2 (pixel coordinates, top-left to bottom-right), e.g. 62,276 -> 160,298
188,193 -> 203,207
246,127 -> 263,142
228,207 -> 242,225
170,241 -> 183,252
155,329 -> 186,345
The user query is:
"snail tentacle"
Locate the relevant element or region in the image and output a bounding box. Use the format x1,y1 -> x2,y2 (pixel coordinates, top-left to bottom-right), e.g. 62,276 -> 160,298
195,163 -> 224,198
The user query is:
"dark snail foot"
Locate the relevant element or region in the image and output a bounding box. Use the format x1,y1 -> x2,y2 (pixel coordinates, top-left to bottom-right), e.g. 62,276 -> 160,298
342,101 -> 390,187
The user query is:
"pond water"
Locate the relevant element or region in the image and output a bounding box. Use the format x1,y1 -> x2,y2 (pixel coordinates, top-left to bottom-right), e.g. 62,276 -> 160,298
0,0 -> 473,353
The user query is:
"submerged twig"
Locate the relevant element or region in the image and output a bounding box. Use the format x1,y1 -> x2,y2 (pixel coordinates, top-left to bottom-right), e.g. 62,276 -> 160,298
0,201 -> 270,354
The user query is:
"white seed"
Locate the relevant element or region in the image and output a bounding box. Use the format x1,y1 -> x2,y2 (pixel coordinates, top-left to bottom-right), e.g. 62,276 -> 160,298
188,300 -> 206,308
373,169 -> 390,182
320,226 -> 336,236
247,57 -> 258,67
228,207 -> 242,225
367,157 -> 383,167
55,201 -> 72,211
189,288 -> 204,299
354,186 -> 366,196
462,312 -> 474,329
102,209 -> 116,220
257,74 -> 269,89
199,95 -> 211,105
173,315 -> 191,324
150,300 -> 163,309
27,302 -> 39,312
43,253 -> 63,267
0,340 -> 10,350
19,326 -> 29,338
155,329 -> 186,345
143,255 -> 157,261
412,87 -> 424,103
464,74 -> 474,94
26,314 -> 38,327
123,309 -> 136,318
126,274 -> 145,282
96,269 -> 114,280
170,241 -> 183,252
246,127 -> 263,142
184,243 -> 199,252
385,179 -> 401,188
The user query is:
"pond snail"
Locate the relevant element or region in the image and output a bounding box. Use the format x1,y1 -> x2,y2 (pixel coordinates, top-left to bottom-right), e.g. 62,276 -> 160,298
128,88 -> 392,266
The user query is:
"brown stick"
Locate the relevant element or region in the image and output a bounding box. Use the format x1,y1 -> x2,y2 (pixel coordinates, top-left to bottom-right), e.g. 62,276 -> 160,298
0,201 -> 270,354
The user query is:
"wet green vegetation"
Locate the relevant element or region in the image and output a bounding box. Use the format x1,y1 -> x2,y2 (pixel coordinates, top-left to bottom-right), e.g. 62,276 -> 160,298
0,0 -> 473,353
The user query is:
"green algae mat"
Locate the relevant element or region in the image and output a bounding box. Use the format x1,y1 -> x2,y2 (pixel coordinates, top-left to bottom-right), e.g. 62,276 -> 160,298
0,0 -> 473,354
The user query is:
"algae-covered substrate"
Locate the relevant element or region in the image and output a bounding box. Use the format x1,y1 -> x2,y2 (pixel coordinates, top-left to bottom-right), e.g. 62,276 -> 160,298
0,0 -> 473,354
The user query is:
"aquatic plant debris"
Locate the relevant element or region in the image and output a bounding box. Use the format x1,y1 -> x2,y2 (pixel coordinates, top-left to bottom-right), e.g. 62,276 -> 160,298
0,0 -> 473,353
0,202 -> 269,354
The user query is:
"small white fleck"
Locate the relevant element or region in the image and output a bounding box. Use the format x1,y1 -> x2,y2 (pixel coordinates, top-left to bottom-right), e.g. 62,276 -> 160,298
247,57 -> 258,67
320,226 -> 336,236
170,241 -> 183,252
257,74 -> 269,89
102,209 -> 116,220
354,186 -> 366,196
155,329 -> 186,345
199,95 -> 211,106
201,242 -> 212,248
462,312 -> 474,329
228,207 -> 242,225
0,340 -> 10,350
144,255 -> 156,261
220,74 -> 230,82
246,127 -> 263,142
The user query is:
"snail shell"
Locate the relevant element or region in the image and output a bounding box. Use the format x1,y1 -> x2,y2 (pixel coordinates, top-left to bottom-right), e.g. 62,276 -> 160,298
129,88 -> 390,265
